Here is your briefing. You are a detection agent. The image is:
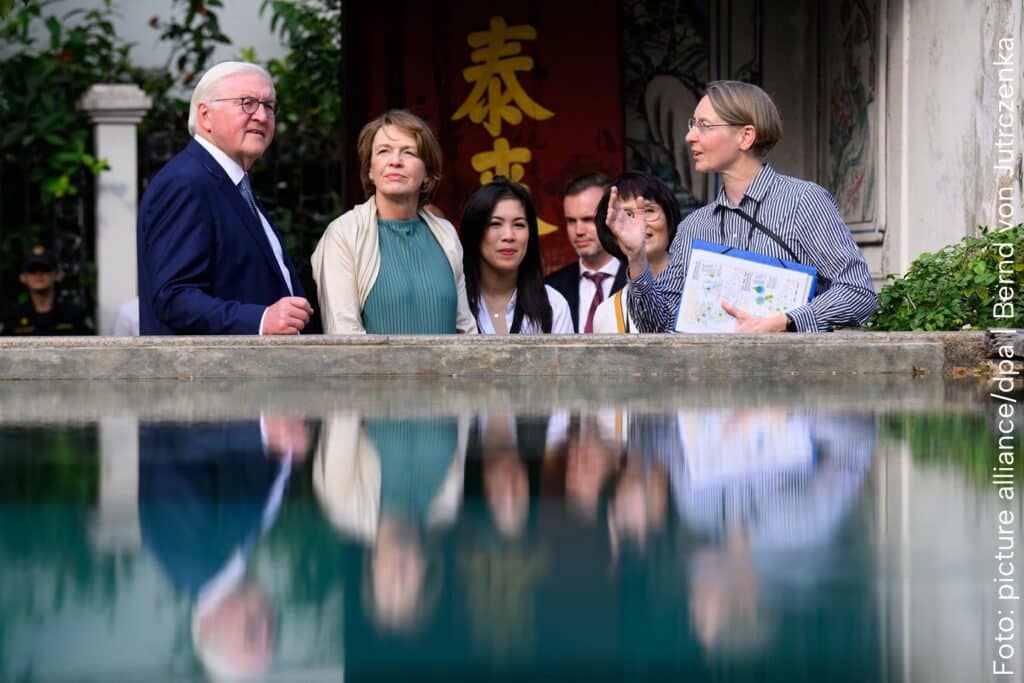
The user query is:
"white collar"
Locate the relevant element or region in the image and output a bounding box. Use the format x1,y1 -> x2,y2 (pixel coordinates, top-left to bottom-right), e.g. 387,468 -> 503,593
580,258 -> 620,278
194,134 -> 246,185
194,458 -> 291,617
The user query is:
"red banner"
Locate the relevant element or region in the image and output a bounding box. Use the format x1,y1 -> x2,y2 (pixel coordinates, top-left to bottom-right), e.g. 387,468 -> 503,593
345,0 -> 622,272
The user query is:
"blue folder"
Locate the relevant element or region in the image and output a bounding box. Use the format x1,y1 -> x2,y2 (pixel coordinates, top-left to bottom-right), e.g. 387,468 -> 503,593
690,239 -> 819,301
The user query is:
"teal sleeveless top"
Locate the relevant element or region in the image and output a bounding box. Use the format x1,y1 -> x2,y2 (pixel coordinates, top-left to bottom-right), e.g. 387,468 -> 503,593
361,218 -> 458,334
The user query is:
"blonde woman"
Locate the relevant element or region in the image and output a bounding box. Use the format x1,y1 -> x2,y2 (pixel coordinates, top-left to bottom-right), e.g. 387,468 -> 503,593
312,110 -> 476,334
606,80 -> 877,333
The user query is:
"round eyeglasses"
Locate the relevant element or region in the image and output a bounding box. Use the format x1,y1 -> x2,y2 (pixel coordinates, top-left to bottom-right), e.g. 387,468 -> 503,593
623,205 -> 663,223
687,117 -> 740,135
208,96 -> 279,117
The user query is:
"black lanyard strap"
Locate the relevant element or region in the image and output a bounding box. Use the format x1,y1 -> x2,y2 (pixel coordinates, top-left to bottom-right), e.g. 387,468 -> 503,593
725,206 -> 800,262
719,206 -> 833,289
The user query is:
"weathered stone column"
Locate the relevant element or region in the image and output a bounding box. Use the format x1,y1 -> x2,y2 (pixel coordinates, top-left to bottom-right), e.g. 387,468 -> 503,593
78,84 -> 152,335
89,416 -> 141,553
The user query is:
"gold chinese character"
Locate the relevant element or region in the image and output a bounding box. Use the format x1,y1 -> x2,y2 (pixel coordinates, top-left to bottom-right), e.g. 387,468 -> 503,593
452,16 -> 554,137
471,137 -> 530,184
471,138 -> 559,236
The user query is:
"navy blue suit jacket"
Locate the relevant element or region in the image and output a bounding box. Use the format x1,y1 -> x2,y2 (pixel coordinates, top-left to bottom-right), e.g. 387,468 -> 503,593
138,421 -> 283,597
137,139 -> 305,334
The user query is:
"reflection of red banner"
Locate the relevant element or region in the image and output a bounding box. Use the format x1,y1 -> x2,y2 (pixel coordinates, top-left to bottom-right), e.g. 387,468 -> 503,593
344,1 -> 622,273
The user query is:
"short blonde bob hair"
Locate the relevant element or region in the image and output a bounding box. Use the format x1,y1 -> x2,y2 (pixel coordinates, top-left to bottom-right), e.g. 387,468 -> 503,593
705,80 -> 784,159
357,110 -> 443,207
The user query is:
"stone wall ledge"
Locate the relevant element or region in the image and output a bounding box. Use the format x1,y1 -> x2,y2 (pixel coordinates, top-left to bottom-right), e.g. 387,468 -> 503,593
0,331 -> 988,380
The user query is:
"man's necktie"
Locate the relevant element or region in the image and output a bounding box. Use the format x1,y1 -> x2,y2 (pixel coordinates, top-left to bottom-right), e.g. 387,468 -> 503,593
582,271 -> 610,333
238,175 -> 260,218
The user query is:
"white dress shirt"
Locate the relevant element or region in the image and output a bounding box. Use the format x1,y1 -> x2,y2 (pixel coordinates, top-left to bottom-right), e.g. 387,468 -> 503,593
475,285 -> 574,334
577,258 -> 621,330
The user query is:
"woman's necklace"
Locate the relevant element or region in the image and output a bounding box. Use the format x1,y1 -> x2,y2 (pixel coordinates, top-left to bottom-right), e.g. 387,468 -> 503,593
483,292 -> 513,320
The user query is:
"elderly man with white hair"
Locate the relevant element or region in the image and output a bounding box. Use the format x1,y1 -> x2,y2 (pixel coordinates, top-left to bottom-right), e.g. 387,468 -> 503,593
138,61 -> 314,335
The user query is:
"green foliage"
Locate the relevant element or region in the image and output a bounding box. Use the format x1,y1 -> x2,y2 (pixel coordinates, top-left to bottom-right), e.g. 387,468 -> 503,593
883,411 -> 1024,485
137,0 -> 230,145
0,0 -> 343,306
250,0 -> 344,261
0,0 -> 232,304
150,0 -> 229,86
0,0 -> 135,202
869,224 -> 1024,330
0,0 -> 144,303
258,0 -> 341,155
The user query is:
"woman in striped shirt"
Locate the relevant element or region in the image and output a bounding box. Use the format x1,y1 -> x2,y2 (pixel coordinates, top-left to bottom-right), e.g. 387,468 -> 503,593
312,110 -> 477,334
606,81 -> 878,333
459,177 -> 573,334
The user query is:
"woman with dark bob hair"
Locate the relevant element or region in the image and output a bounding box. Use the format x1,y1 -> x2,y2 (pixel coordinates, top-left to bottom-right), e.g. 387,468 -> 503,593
459,177 -> 572,334
591,171 -> 680,333
605,80 -> 877,333
312,109 -> 476,334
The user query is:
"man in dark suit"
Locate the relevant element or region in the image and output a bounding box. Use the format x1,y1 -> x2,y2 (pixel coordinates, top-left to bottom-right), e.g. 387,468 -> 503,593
138,61 -> 313,335
544,173 -> 627,332
138,417 -> 309,678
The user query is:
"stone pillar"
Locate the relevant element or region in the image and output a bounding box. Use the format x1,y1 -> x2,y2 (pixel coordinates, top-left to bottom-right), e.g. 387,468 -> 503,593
89,416 -> 141,553
78,84 -> 152,335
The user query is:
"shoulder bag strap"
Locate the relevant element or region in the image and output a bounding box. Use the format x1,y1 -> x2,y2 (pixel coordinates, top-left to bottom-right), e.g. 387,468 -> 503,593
612,290 -> 627,333
725,207 -> 833,288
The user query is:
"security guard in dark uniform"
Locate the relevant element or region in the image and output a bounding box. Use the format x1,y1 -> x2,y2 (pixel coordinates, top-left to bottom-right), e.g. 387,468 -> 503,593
0,246 -> 94,336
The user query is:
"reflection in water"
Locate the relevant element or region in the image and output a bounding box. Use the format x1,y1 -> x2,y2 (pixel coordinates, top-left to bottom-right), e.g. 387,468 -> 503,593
314,414 -> 465,635
138,417 -> 308,680
667,411 -> 875,655
5,394 -> 1012,681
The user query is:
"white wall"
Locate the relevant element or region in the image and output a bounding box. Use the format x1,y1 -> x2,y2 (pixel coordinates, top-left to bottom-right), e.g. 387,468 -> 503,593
881,0 -> 1024,277
880,440 -> 1024,682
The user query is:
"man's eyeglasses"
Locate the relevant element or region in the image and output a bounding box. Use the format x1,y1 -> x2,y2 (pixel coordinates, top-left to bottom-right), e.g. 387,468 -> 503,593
208,96 -> 279,117
687,117 -> 741,135
623,205 -> 663,223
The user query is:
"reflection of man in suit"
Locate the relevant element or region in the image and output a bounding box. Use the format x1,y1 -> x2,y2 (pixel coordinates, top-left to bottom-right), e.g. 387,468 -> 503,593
138,418 -> 308,679
138,61 -> 313,335
544,174 -> 627,332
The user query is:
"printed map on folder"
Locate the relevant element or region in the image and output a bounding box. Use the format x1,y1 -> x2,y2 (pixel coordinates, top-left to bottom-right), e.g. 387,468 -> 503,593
675,239 -> 817,333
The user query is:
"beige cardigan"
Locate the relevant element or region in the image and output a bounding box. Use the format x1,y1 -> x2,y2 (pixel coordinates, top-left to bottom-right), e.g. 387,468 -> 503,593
311,197 -> 477,334
312,412 -> 469,543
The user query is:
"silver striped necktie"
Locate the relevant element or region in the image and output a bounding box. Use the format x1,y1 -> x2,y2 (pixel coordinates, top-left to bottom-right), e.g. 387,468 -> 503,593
237,174 -> 260,218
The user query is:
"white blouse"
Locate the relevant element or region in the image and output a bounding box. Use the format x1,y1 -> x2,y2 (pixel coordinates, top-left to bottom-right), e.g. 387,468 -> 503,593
476,285 -> 574,334
592,284 -> 639,333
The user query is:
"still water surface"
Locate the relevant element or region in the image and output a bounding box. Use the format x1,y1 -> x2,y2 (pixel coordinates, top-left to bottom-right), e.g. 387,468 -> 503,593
0,377 -> 1019,681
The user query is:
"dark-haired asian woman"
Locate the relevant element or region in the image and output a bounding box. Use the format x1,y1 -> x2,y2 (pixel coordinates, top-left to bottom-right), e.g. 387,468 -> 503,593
460,178 -> 573,334
592,171 -> 680,333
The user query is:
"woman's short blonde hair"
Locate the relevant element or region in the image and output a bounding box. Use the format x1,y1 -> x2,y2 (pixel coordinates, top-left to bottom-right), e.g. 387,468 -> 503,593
705,80 -> 784,159
357,110 -> 443,206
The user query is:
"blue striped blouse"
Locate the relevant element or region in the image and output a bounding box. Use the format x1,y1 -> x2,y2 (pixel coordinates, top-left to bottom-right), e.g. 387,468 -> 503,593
628,163 -> 878,332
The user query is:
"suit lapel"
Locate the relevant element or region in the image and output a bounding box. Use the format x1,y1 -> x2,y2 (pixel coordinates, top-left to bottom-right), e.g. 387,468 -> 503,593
568,263 -> 581,331
187,141 -> 293,295
611,261 -> 628,294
